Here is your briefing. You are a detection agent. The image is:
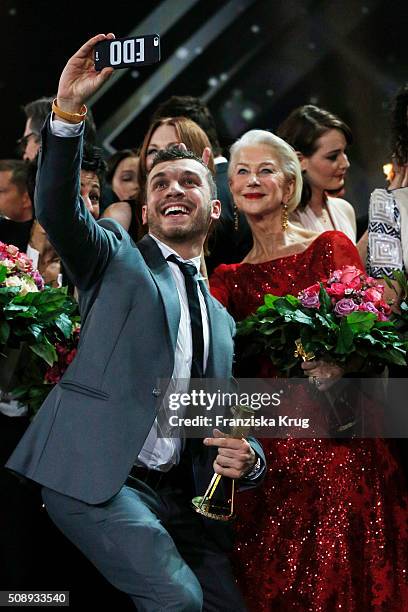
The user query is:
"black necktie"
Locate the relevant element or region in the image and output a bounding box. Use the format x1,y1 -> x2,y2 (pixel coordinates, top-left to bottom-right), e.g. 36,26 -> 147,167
167,254 -> 204,378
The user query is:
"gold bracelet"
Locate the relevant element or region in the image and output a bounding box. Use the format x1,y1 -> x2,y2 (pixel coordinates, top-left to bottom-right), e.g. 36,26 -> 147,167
52,98 -> 87,124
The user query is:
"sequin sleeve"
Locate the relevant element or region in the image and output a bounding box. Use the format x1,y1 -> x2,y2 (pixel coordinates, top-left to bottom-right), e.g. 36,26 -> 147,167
315,231 -> 364,277
209,263 -> 231,308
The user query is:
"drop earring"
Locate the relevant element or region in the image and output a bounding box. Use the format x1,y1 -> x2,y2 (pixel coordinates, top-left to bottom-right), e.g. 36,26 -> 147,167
281,202 -> 289,232
233,202 -> 239,231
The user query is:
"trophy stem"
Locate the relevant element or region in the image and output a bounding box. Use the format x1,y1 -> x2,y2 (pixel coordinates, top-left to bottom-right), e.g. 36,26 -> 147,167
199,473 -> 222,509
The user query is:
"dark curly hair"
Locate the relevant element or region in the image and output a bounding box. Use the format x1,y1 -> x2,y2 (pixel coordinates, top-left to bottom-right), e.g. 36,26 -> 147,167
391,83 -> 408,166
149,145 -> 217,200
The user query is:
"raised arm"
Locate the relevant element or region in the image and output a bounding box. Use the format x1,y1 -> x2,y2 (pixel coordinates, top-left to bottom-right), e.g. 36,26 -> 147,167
35,34 -> 120,289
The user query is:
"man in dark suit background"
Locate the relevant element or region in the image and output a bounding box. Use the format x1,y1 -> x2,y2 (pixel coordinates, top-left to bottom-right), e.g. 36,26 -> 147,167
7,34 -> 264,611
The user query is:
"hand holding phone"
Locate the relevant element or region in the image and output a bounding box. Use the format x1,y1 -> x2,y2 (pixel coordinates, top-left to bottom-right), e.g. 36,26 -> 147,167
94,35 -> 161,71
57,33 -> 116,111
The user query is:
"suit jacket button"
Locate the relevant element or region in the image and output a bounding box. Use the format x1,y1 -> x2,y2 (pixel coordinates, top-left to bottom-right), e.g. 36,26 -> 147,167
152,388 -> 161,397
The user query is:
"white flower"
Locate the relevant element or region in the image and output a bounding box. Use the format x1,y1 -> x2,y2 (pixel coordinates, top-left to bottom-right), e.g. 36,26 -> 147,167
2,259 -> 15,270
19,278 -> 38,295
5,275 -> 38,295
5,275 -> 22,287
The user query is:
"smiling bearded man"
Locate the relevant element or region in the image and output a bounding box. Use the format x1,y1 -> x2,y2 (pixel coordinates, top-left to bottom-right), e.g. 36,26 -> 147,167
6,32 -> 266,612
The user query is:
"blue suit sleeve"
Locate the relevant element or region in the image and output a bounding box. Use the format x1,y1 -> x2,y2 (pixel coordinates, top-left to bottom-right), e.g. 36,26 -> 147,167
35,118 -> 121,290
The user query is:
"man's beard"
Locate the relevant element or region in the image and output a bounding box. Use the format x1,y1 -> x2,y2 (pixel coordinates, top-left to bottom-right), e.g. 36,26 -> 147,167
147,203 -> 212,243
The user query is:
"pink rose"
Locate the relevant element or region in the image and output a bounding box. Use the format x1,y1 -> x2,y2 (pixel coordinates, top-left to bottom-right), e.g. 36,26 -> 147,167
31,270 -> 45,290
378,301 -> 391,316
362,287 -> 383,305
326,282 -> 346,299
6,244 -> 19,257
300,292 -> 320,309
339,265 -> 362,285
334,298 -> 359,317
303,282 -> 320,295
299,283 -> 321,309
16,255 -> 32,272
358,302 -> 379,315
328,269 -> 342,283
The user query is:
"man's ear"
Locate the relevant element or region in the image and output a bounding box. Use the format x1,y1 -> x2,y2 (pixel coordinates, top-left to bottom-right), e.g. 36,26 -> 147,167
141,204 -> 148,225
210,199 -> 221,221
21,190 -> 32,211
202,147 -> 211,166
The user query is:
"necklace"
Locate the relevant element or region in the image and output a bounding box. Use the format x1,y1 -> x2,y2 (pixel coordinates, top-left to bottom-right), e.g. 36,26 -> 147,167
319,207 -> 334,228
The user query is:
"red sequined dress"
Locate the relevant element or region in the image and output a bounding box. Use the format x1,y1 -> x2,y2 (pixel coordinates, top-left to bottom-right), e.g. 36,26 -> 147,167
210,231 -> 408,611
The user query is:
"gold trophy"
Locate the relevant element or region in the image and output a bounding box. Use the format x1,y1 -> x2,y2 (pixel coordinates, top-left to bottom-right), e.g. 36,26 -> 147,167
294,338 -> 315,363
192,404 -> 255,521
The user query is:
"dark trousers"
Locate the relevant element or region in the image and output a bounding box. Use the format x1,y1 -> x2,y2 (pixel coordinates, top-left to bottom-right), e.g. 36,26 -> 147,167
42,471 -> 247,612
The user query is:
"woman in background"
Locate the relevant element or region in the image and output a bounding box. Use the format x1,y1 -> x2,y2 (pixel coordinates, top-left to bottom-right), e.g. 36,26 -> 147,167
137,116 -> 215,193
277,104 -> 357,242
107,149 -> 140,202
102,149 -> 143,243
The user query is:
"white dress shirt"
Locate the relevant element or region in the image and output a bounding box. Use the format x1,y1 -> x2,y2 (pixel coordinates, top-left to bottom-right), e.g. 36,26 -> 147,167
136,235 -> 209,470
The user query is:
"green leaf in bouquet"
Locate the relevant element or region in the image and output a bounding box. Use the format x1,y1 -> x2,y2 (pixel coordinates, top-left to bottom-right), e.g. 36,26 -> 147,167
257,323 -> 281,336
31,291 -> 68,315
28,323 -> 43,340
4,303 -> 37,317
375,320 -> 396,328
236,319 -> 256,335
55,313 -> 74,338
263,294 -> 280,310
10,384 -> 32,399
391,270 -> 408,300
287,309 -> 314,326
371,346 -> 407,366
30,337 -> 57,366
358,333 -> 386,348
274,299 -> 299,317
255,305 -> 271,315
336,319 -> 355,354
318,285 -> 331,314
346,311 -> 376,333
12,290 -> 38,305
382,274 -> 397,292
284,295 -> 300,307
316,312 -> 339,331
0,320 -> 10,344
0,286 -> 21,303
0,265 -> 8,283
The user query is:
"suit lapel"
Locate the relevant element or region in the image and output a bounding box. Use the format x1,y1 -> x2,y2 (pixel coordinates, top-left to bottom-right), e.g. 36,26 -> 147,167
136,235 -> 180,353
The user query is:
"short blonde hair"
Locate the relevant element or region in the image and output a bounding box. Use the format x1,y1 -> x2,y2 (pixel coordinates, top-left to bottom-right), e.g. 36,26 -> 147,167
229,129 -> 302,213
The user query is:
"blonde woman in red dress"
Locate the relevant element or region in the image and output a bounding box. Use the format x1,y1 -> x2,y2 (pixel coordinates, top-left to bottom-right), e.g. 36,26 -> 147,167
210,129 -> 408,611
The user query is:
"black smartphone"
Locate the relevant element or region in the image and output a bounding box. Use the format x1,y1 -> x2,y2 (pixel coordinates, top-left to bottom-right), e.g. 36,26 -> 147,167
94,34 -> 160,71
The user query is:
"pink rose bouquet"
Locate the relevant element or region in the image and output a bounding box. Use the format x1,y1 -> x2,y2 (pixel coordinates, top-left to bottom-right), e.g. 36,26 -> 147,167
0,241 -> 79,415
237,266 -> 407,375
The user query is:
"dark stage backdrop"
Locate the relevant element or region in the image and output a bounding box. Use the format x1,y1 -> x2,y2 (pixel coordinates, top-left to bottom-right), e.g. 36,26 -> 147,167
1,0 -> 406,218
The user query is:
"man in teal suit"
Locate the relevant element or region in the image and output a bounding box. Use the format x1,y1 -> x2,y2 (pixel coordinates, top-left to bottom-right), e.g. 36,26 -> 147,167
7,35 -> 265,611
